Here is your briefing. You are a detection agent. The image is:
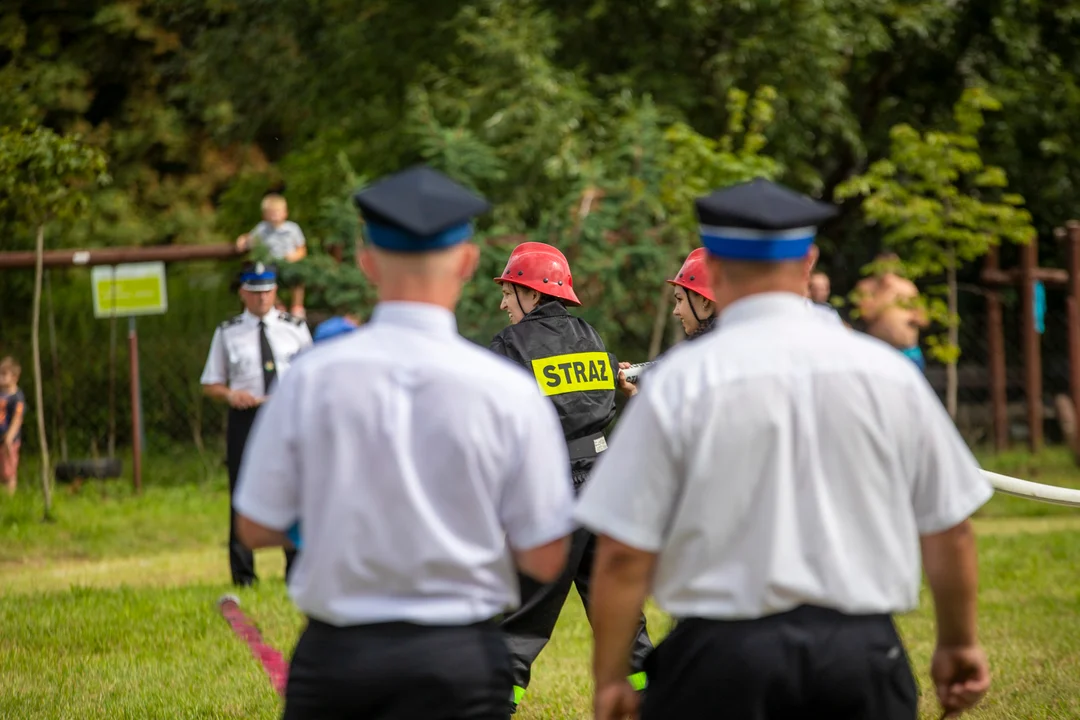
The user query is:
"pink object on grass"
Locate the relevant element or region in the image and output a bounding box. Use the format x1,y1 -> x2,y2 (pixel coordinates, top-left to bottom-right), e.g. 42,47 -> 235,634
217,594 -> 289,697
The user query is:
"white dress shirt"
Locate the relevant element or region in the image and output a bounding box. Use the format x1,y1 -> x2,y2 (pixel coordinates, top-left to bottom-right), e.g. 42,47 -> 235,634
575,292 -> 992,620
200,309 -> 312,397
233,302 -> 576,626
807,298 -> 845,325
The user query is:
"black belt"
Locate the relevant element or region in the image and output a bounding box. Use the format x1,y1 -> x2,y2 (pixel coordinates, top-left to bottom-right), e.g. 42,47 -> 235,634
679,605 -> 893,626
306,616 -> 499,632
567,431 -> 608,461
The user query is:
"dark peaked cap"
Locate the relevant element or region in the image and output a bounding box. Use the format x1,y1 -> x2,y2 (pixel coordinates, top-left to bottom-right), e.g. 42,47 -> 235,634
353,165 -> 491,237
695,178 -> 838,231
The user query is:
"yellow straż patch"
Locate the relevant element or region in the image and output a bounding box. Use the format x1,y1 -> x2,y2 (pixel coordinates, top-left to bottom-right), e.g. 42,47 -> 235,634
531,351 -> 614,396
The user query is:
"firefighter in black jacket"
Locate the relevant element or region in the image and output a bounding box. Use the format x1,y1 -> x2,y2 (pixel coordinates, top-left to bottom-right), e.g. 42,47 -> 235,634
490,241 -> 653,714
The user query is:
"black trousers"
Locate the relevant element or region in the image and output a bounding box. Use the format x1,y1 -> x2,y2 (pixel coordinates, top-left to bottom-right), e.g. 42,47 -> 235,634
641,605 -> 918,720
501,526 -> 653,696
283,618 -> 512,720
227,406 -> 296,586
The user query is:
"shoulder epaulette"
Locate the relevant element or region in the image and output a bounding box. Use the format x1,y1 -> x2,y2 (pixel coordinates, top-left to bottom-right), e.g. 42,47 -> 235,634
279,312 -> 306,327
219,314 -> 244,330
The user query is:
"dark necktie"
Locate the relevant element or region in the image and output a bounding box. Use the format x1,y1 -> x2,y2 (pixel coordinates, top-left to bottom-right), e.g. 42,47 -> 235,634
258,320 -> 277,395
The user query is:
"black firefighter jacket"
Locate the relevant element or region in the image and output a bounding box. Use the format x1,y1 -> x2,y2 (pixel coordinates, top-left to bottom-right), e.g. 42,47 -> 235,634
490,301 -> 618,486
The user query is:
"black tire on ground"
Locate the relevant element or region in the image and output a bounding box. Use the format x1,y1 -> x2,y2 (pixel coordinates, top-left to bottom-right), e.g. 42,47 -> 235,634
54,458 -> 124,483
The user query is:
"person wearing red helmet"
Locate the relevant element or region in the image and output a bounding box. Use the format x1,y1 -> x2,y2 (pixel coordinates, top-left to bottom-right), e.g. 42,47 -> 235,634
668,247 -> 719,339
616,248 -> 718,398
490,241 -> 653,715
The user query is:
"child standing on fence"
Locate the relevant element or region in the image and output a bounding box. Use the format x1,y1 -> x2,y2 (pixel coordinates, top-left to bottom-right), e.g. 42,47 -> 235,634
235,194 -> 309,318
0,357 -> 25,495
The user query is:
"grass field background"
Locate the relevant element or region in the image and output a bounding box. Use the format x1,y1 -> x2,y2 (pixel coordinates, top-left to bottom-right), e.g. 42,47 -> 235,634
2,447 -> 1080,719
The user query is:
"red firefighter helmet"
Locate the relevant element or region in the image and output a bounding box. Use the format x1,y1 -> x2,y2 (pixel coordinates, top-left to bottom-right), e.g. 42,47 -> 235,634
494,242 -> 582,306
667,247 -> 715,303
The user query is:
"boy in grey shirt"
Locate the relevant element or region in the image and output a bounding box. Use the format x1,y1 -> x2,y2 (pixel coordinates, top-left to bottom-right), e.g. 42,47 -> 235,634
236,194 -> 308,317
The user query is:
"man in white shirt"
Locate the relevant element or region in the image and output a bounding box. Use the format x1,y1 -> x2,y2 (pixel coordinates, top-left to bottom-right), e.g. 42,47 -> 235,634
232,165 -> 575,720
200,262 -> 312,586
576,178 -> 993,720
809,270 -> 831,304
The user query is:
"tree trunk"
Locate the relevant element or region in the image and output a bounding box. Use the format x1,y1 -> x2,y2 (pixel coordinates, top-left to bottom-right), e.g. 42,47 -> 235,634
647,284 -> 671,360
32,223 -> 53,519
946,247 -> 959,420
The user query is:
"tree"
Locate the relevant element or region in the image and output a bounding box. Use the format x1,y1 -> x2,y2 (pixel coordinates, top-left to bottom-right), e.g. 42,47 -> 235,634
836,87 -> 1034,419
0,123 -> 110,519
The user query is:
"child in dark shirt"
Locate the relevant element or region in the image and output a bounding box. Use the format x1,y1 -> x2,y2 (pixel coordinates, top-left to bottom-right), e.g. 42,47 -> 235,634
0,356 -> 25,495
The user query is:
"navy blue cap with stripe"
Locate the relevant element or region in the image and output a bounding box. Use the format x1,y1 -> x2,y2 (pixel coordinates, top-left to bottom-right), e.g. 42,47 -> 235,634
238,262 -> 277,291
352,165 -> 491,253
694,178 -> 838,261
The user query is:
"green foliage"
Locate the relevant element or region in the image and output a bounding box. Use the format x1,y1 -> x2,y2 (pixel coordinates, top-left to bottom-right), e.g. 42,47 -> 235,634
249,2 -> 785,353
660,86 -> 785,241
836,87 -> 1035,364
3,0 -> 1080,387
0,123 -> 110,226
383,1 -> 785,354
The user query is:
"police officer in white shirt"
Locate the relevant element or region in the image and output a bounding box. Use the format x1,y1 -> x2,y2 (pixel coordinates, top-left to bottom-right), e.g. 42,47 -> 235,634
200,262 -> 312,586
576,178 -> 993,720
232,165 -> 575,720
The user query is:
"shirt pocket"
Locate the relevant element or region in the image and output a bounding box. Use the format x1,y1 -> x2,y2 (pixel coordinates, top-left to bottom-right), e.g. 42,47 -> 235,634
227,350 -> 261,383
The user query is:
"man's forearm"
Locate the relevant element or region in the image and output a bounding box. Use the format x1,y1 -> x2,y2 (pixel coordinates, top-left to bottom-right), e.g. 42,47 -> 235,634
921,519 -> 980,646
203,384 -> 231,403
588,536 -> 655,685
236,515 -> 290,550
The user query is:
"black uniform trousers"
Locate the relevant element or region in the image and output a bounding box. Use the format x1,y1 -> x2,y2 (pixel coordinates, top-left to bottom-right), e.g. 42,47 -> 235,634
502,525 -> 653,697
227,406 -> 296,586
284,618 -> 512,720
641,605 -> 918,720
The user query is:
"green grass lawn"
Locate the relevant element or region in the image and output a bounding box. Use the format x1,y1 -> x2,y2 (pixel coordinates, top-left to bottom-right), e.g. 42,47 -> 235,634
2,447 -> 1080,719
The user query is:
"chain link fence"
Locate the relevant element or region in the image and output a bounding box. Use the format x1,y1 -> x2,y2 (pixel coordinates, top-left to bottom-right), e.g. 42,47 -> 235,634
0,264 -> 241,482
925,283 -> 1073,447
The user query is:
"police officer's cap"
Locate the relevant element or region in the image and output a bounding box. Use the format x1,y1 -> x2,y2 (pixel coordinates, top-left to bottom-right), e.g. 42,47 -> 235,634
353,165 -> 491,253
238,261 -> 277,292
695,178 -> 838,261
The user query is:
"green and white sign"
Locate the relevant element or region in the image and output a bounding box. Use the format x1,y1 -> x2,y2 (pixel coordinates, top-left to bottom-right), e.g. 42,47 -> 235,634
91,262 -> 168,318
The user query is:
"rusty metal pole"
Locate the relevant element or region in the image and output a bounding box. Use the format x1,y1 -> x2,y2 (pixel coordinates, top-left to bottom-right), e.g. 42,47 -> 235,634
1020,233 -> 1043,453
1067,221 -> 1080,433
985,247 -> 1008,451
128,317 -> 143,494
0,243 -> 244,269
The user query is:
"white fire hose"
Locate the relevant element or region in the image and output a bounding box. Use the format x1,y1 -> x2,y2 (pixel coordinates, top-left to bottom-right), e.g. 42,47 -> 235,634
620,364 -> 1080,508
981,470 -> 1080,508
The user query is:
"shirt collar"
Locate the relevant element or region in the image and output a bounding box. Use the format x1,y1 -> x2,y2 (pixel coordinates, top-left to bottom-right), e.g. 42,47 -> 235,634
243,309 -> 276,325
370,301 -> 458,336
717,291 -> 813,329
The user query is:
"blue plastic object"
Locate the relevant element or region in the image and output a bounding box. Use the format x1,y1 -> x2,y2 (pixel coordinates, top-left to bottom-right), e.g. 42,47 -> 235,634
1034,280 -> 1046,335
901,346 -> 926,372
286,522 -> 302,550
314,315 -> 359,343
